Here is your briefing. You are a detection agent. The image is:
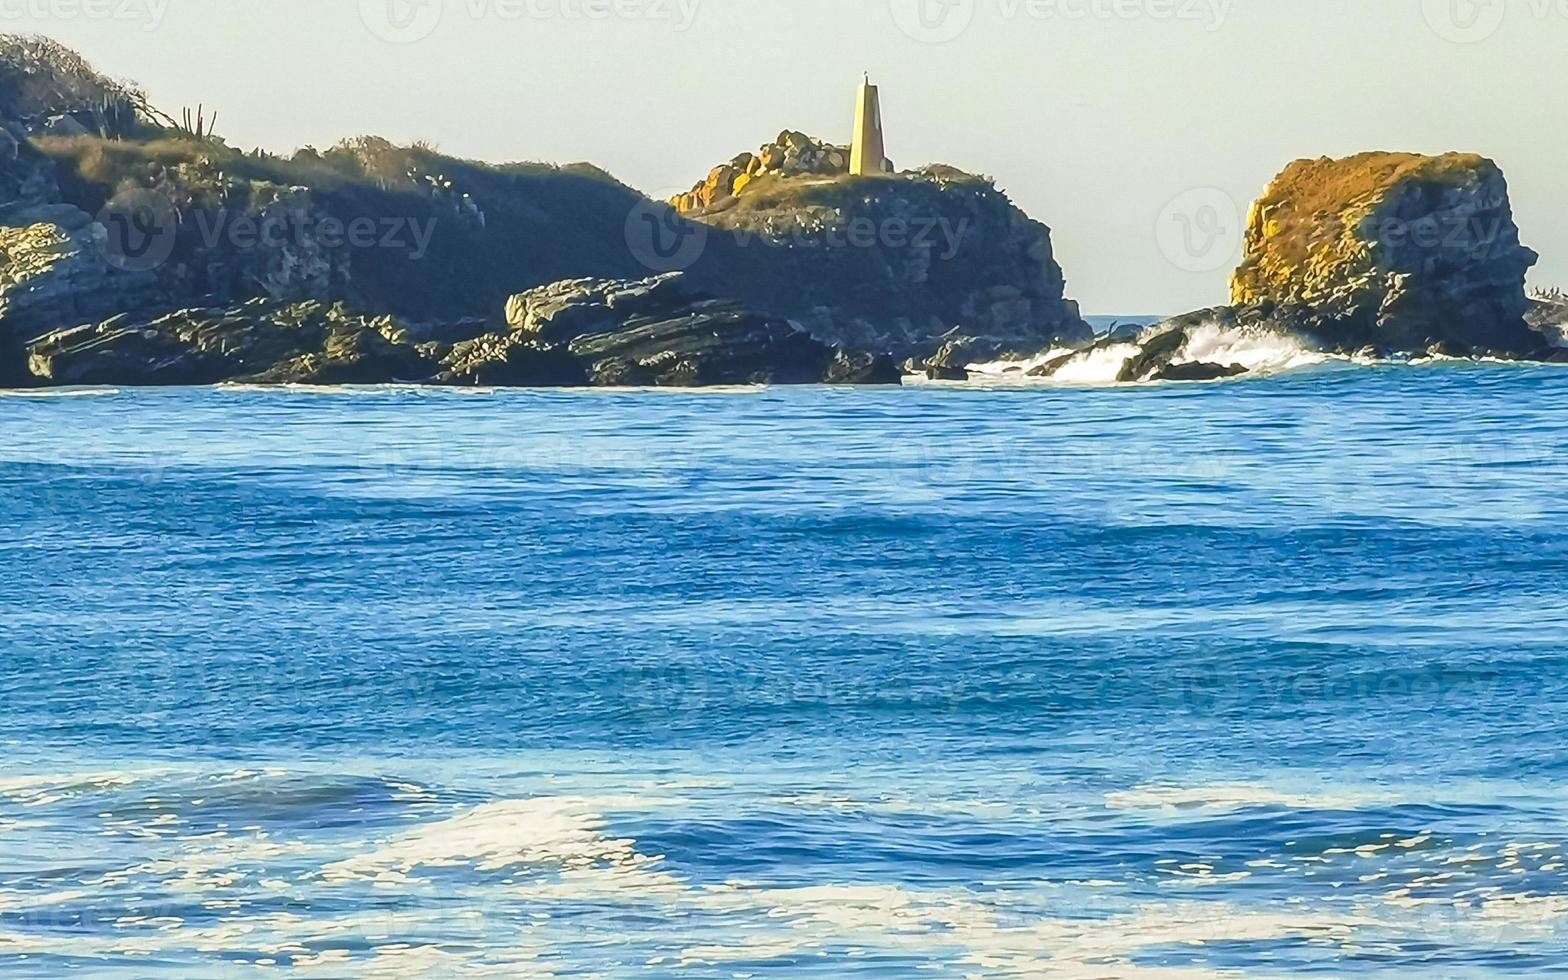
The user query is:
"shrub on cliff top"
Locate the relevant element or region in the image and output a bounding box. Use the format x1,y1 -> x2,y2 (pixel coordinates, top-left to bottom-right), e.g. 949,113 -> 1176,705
0,34 -> 143,122
35,129 -> 651,321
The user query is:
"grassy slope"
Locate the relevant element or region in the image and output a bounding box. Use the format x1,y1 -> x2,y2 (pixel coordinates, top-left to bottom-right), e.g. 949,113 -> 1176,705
33,134 -> 652,321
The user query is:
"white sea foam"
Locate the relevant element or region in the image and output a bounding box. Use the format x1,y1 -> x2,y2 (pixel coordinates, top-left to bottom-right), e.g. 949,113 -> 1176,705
0,387 -> 120,398
0,771 -> 144,804
214,383 -> 425,396
5,777 -> 1562,974
319,796 -> 678,891
1175,322 -> 1328,375
966,321 -> 1329,387
965,347 -> 1076,378
1106,782 -> 1390,814
1046,342 -> 1145,384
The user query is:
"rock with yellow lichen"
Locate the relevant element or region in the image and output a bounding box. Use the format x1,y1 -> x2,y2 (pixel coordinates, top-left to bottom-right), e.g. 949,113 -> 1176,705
0,204 -> 162,369
669,131 -> 855,214
1229,151 -> 1540,354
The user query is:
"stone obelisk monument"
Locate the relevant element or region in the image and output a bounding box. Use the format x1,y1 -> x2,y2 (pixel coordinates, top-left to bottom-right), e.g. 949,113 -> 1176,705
850,74 -> 885,176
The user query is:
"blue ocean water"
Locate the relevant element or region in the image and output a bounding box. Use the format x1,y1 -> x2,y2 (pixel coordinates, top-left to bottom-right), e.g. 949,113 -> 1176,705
3,364 -> 1568,977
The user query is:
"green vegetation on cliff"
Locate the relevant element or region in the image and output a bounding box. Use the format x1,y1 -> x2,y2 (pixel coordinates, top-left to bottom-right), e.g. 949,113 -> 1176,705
31,132 -> 650,321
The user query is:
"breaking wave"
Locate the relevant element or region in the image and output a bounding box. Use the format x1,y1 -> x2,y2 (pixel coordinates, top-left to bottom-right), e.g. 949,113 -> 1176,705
967,321 -> 1332,385
1177,322 -> 1329,375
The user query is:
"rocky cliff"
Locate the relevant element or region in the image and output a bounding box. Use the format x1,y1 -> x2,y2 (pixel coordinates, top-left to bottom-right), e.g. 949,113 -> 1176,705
0,39 -> 1092,385
673,150 -> 1091,360
1229,151 -> 1540,355
1018,153 -> 1556,386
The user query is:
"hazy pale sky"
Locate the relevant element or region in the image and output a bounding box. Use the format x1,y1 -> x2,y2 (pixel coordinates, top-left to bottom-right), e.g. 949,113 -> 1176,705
19,0 -> 1567,313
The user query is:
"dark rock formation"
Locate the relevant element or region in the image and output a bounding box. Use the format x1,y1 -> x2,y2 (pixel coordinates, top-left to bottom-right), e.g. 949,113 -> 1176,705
0,203 -> 163,336
824,348 -> 902,385
534,274 -> 901,387
1116,328 -> 1188,383
20,275 -> 900,388
505,273 -> 690,343
1228,152 -> 1540,355
1528,290 -> 1568,349
1153,360 -> 1248,382
25,300 -> 435,386
435,334 -> 589,387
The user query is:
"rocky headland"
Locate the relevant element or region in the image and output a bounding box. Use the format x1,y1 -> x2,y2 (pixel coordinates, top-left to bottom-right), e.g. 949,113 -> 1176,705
0,37 -> 1094,389
1024,151 -> 1564,384
2,36 -> 1562,391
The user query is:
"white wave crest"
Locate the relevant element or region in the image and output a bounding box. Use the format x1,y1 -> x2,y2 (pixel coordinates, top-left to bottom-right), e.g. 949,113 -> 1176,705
965,342 -> 1142,386
0,387 -> 121,398
967,321 -> 1328,387
1106,782 -> 1390,814
1175,322 -> 1327,375
319,796 -> 678,891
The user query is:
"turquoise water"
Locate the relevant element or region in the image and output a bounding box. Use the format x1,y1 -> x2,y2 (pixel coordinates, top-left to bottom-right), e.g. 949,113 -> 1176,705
3,365 -> 1568,976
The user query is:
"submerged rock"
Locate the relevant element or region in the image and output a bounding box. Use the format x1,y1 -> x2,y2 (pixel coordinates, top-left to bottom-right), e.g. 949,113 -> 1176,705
1116,328 -> 1187,383
1153,360 -> 1248,382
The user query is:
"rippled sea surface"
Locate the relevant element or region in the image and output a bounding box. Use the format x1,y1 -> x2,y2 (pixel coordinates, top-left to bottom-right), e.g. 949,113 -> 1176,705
4,365 -> 1568,977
